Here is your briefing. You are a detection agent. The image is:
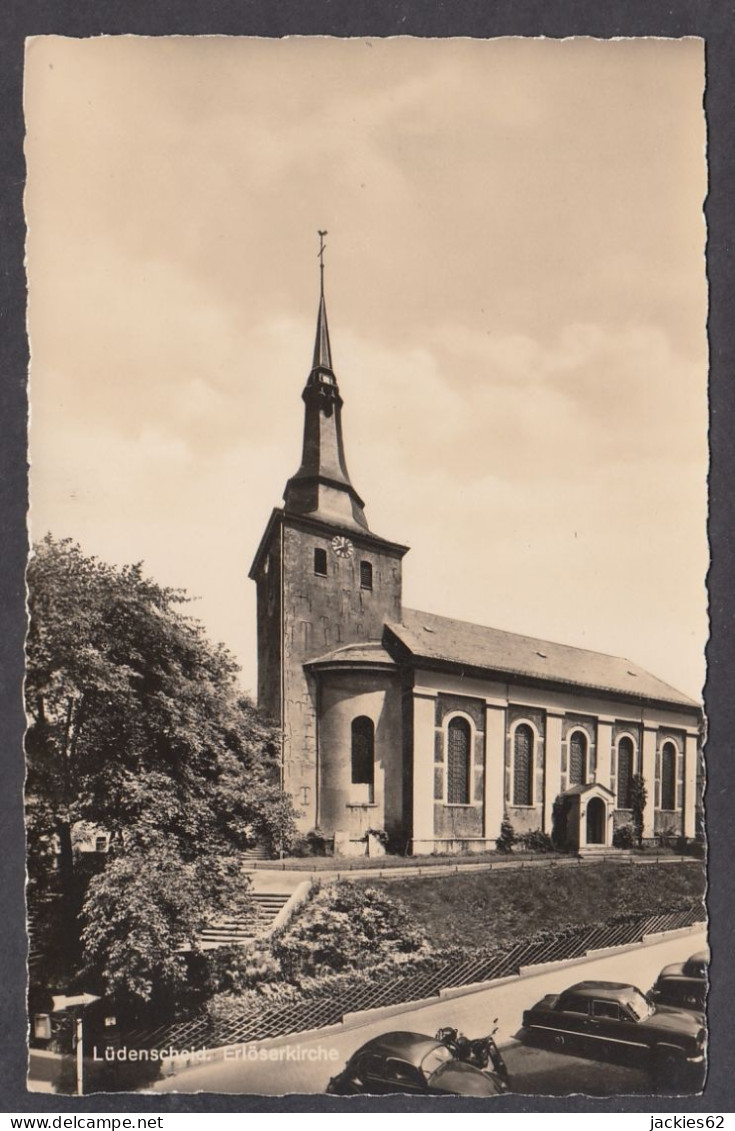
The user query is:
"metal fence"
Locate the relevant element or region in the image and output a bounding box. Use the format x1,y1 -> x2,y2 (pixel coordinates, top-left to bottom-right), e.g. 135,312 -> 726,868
123,904 -> 703,1054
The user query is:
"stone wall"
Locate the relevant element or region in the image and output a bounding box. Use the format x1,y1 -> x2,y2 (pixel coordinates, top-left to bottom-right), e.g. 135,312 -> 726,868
260,514 -> 404,830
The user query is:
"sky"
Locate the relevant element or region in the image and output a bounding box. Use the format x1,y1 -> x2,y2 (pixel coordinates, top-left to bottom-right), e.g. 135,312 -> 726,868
24,36 -> 708,701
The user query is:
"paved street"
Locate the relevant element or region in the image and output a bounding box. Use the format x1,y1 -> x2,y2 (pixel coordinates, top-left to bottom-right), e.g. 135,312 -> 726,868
150,925 -> 706,1097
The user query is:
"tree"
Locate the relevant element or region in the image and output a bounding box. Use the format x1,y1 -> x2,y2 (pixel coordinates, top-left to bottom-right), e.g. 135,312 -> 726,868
630,773 -> 648,849
25,535 -> 296,1013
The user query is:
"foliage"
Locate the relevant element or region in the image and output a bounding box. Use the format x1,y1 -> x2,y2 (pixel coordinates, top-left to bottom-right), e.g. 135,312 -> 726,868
271,881 -> 429,978
630,773 -> 648,848
551,795 -> 573,850
364,827 -> 390,848
517,828 -> 555,853
674,835 -> 705,860
25,535 -> 296,1009
288,827 -> 333,856
495,817 -> 516,854
79,851 -> 253,1012
204,944 -> 282,996
613,823 -> 636,849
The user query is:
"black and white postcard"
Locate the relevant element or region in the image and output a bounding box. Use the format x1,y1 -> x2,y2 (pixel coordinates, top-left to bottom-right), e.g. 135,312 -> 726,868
20,33 -> 715,1104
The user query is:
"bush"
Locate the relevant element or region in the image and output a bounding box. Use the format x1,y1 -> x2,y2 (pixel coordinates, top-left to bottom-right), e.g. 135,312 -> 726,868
289,828 -> 333,857
518,829 -> 555,854
271,881 -> 428,978
630,774 -> 647,848
204,945 -> 281,995
674,835 -> 705,860
613,823 -> 635,849
551,795 -> 573,850
496,818 -> 516,854
364,827 -> 390,848
306,827 -> 332,857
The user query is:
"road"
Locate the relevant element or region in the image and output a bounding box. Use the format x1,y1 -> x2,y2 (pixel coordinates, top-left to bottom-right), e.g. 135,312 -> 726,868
150,926 -> 706,1097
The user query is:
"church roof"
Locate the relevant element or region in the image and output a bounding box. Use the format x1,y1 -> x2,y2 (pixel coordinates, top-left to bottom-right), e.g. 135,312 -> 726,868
384,608 -> 700,711
305,640 -> 397,671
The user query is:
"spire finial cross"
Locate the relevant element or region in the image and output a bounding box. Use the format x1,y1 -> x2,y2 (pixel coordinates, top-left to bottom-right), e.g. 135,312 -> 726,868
317,230 -> 328,293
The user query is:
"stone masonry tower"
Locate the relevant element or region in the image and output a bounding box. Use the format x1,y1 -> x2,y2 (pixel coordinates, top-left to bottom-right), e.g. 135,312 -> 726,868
249,249 -> 409,829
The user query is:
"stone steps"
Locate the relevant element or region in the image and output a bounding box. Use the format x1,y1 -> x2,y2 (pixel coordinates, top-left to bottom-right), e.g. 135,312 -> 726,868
198,892 -> 291,948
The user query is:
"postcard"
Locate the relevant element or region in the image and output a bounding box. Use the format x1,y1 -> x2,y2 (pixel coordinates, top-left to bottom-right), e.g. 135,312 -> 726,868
23,35 -> 708,1100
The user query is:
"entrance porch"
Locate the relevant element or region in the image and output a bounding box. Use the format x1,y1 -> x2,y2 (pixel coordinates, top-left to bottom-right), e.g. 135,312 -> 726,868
559,782 -> 616,854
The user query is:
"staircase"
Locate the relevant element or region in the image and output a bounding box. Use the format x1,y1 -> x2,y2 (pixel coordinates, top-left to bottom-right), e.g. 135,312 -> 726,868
198,892 -> 291,949
578,844 -> 620,858
241,843 -> 272,862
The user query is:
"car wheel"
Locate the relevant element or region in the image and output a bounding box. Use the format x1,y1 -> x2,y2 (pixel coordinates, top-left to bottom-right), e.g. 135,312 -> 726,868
652,1046 -> 683,1083
551,1034 -> 566,1051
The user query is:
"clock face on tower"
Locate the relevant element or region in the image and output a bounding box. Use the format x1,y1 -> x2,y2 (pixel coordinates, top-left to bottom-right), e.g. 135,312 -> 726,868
331,535 -> 354,559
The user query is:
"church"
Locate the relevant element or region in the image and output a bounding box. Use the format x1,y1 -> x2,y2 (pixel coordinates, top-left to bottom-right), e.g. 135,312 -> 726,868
249,270 -> 703,857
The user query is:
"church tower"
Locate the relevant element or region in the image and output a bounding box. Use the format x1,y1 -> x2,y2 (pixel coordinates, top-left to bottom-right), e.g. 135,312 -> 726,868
249,244 -> 409,829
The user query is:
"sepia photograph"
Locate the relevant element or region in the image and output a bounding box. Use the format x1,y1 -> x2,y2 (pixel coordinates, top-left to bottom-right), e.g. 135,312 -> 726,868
23,35 -> 708,1098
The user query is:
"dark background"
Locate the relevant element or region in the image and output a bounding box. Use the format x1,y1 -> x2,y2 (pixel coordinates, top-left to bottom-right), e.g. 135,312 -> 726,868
2,0 -> 732,1115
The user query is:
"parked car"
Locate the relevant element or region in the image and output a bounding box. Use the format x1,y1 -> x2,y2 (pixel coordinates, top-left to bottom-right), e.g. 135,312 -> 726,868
650,950 -> 708,1012
326,1031 -> 507,1096
522,980 -> 706,1080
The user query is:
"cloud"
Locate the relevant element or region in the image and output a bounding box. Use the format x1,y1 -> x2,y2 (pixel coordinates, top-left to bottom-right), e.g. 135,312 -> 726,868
25,35 -> 708,699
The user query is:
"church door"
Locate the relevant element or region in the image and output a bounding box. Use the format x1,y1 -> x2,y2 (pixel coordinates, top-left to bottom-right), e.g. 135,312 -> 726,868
586,797 -> 605,845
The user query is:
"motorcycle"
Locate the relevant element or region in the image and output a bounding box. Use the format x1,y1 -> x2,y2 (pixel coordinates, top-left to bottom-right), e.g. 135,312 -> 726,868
435,1020 -> 511,1092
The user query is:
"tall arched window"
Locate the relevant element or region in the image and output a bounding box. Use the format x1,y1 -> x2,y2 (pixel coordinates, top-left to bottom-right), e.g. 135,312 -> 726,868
661,741 -> 677,811
447,717 -> 471,804
351,717 -> 375,803
569,730 -> 588,786
513,724 -> 534,806
617,736 -> 634,809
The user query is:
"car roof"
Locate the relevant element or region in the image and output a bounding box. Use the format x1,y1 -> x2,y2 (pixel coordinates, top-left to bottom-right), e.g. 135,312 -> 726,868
688,950 -> 709,965
353,1031 -> 442,1063
429,1060 -> 502,1096
561,981 -> 641,999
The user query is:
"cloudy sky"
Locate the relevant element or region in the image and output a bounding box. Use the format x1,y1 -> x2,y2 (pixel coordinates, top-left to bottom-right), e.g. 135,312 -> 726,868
25,36 -> 707,700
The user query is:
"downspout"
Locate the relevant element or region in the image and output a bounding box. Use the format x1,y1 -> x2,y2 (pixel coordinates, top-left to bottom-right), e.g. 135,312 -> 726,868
280,518 -> 285,792
315,673 -> 321,828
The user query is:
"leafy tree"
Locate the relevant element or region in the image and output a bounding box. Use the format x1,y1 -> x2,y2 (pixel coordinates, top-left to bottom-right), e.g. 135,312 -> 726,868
25,535 -> 296,1012
630,773 -> 648,848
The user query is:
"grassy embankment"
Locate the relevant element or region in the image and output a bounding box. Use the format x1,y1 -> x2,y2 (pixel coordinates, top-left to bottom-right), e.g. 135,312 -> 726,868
365,860 -> 706,949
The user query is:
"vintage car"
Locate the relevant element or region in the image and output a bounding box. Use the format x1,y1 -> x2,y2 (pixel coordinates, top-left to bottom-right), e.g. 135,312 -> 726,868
522,980 -> 706,1077
650,951 -> 708,1012
326,1031 -> 506,1096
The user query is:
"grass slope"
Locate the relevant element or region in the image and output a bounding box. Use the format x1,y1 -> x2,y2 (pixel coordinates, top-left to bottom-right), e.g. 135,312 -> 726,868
369,861 -> 705,950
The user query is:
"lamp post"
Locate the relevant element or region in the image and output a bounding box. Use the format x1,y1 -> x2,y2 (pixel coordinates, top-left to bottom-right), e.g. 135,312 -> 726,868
51,993 -> 100,1096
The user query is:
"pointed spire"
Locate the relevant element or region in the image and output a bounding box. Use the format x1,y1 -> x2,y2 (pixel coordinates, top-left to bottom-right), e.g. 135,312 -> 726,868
312,291 -> 333,372
312,230 -> 333,373
283,234 -> 369,531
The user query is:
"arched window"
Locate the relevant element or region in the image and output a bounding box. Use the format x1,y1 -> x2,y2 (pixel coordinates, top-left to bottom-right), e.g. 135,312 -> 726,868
661,741 -> 677,811
513,724 -> 534,806
351,717 -> 375,803
569,730 -> 588,786
447,717 -> 471,805
617,736 -> 634,809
